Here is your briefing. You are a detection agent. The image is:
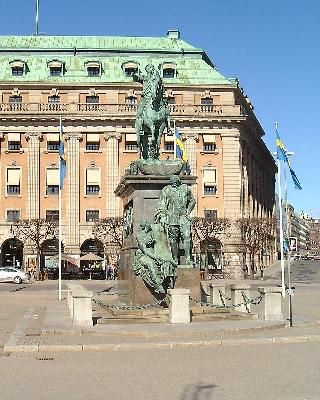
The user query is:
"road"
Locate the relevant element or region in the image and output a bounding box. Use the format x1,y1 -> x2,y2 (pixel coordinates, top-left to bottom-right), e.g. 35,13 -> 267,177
1,343 -> 319,400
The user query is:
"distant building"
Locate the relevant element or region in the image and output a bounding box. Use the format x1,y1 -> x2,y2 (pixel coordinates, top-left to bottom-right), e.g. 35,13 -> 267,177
307,218 -> 320,256
0,31 -> 276,278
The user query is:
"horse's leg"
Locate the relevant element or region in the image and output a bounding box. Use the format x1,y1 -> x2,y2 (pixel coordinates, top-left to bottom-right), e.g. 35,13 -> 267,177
135,119 -> 143,158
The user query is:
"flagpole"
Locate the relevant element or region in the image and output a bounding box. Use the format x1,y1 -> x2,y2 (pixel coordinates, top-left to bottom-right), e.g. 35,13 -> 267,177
173,120 -> 176,160
35,0 -> 39,36
276,122 -> 286,298
58,115 -> 62,301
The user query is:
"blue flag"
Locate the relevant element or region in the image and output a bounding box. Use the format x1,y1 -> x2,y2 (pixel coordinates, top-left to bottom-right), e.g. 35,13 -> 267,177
175,128 -> 187,161
59,116 -> 66,190
276,128 -> 302,190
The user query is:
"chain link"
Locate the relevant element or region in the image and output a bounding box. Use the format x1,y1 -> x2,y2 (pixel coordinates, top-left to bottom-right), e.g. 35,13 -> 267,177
189,293 -> 262,312
92,296 -> 168,311
93,291 -> 128,297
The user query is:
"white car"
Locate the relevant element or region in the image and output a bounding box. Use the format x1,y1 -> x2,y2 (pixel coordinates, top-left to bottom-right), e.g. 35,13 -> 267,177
0,267 -> 28,284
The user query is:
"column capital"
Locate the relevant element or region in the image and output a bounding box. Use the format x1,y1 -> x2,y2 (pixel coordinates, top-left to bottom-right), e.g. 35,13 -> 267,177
25,132 -> 42,141
65,132 -> 82,141
104,132 -> 121,141
0,132 -> 3,139
181,132 -> 199,142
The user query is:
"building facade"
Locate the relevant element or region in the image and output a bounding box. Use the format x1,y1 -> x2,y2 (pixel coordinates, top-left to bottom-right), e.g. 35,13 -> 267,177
0,31 -> 276,278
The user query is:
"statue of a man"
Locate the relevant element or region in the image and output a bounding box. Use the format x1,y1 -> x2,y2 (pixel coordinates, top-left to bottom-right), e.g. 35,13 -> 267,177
133,63 -> 163,116
132,220 -> 177,293
155,176 -> 196,265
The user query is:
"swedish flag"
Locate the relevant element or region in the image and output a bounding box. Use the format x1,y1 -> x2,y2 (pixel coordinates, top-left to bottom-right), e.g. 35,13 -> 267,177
59,116 -> 66,190
175,128 -> 187,161
276,129 -> 302,190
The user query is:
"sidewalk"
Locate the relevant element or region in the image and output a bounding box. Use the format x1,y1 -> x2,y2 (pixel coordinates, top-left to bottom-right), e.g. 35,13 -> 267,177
2,287 -> 320,353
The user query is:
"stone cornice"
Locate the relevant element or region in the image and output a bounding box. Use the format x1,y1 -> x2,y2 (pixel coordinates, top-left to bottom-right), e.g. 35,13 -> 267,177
104,132 -> 121,141
181,132 -> 199,141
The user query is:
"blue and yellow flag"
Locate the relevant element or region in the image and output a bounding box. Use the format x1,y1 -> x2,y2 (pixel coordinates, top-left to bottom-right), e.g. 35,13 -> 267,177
59,116 -> 66,190
276,128 -> 302,190
175,128 -> 187,161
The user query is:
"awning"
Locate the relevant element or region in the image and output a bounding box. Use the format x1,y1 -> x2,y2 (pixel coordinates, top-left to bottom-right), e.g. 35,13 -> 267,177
7,133 -> 20,142
125,133 -> 137,142
85,61 -> 101,69
123,62 -> 138,69
165,134 -> 174,143
86,169 -> 100,185
47,133 -> 59,142
7,168 -> 20,185
202,134 -> 216,143
46,169 -> 59,185
9,60 -> 25,69
162,62 -> 176,70
86,133 -> 100,142
203,169 -> 216,185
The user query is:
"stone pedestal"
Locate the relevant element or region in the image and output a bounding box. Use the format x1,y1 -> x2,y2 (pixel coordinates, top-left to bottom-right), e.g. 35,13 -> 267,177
115,170 -> 197,304
258,286 -> 283,320
230,283 -> 251,313
175,267 -> 201,302
209,283 -> 227,307
168,288 -> 191,324
72,288 -> 93,327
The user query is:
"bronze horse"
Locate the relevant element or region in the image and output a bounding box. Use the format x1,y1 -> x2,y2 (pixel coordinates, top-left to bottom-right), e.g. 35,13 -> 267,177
135,99 -> 171,159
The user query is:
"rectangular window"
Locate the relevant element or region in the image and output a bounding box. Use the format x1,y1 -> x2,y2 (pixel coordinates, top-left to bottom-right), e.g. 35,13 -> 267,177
124,67 -> 138,77
125,133 -> 138,151
46,185 -> 59,195
9,95 -> 22,103
125,96 -> 137,104
47,133 -> 59,151
204,185 -> 217,195
6,210 -> 20,222
46,210 -> 59,221
86,185 -> 100,195
7,169 -> 20,196
47,142 -> 59,151
203,169 -> 217,196
86,133 -> 100,151
86,96 -> 99,103
202,134 -> 216,152
201,97 -> 213,105
12,67 -> 23,76
87,67 -> 100,76
203,143 -> 216,151
86,168 -> 100,195
48,95 -> 60,103
8,141 -> 21,151
86,210 -> 100,222
204,209 -> 217,220
164,143 -> 174,151
163,68 -> 175,78
49,67 -> 62,76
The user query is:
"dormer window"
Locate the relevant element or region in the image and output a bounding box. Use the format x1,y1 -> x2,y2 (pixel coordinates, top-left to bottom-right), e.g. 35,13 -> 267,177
122,62 -> 139,77
9,61 -> 26,76
85,62 -> 101,77
162,63 -> 176,79
47,60 -> 64,77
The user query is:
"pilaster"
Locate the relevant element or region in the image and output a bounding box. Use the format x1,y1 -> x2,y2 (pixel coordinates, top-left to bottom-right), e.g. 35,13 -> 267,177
104,132 -> 121,217
65,132 -> 82,254
182,132 -> 199,216
25,132 -> 42,219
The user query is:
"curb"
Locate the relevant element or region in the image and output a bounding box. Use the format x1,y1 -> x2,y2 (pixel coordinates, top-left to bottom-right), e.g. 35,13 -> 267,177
3,334 -> 320,353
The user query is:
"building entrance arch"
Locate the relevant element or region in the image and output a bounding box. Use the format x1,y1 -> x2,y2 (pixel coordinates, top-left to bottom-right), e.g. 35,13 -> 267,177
1,238 -> 24,269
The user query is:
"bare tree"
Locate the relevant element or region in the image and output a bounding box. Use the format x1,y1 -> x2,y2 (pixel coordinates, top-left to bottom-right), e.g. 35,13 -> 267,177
192,217 -> 231,252
11,218 -> 58,271
92,217 -> 123,261
236,217 -> 276,277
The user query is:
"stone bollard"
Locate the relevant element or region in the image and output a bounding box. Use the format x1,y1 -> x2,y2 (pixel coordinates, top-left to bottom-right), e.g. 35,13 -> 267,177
72,288 -> 93,327
230,284 -> 251,313
168,288 -> 191,324
209,283 -> 227,307
67,284 -> 82,317
258,287 -> 283,320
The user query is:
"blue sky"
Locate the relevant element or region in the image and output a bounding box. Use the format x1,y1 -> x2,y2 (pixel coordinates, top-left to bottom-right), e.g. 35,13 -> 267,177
0,0 -> 319,216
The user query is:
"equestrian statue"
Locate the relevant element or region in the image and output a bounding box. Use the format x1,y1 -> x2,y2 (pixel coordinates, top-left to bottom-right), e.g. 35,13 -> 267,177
132,64 -> 171,160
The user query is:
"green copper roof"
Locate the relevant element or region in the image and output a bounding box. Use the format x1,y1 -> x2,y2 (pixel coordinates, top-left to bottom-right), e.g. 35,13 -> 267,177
0,35 -> 233,86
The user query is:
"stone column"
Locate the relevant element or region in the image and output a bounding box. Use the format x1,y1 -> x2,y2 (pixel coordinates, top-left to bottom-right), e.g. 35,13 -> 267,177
65,133 -> 82,255
182,132 -> 198,216
25,132 -> 42,219
221,129 -> 244,279
104,132 -> 121,217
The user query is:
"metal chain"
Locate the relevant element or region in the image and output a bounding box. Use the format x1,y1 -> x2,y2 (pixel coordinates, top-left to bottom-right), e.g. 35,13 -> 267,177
92,296 -> 168,311
189,293 -> 262,311
93,291 -> 128,296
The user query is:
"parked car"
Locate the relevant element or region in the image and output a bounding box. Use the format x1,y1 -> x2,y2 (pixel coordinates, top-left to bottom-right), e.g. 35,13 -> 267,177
0,267 -> 28,284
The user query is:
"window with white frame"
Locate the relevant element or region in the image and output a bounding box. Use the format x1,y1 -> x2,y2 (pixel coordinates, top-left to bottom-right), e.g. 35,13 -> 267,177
85,62 -> 101,77
47,133 -> 59,151
86,168 -> 101,195
86,210 -> 100,222
46,168 -> 59,195
203,168 -> 217,195
7,133 -> 21,151
125,133 -> 138,151
202,134 -> 216,152
6,168 -> 21,195
86,134 -> 100,151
